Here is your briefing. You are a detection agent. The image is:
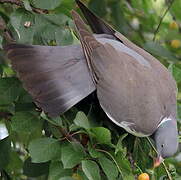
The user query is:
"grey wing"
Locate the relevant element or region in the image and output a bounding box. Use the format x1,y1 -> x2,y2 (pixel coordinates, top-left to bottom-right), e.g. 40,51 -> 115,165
5,44 -> 95,117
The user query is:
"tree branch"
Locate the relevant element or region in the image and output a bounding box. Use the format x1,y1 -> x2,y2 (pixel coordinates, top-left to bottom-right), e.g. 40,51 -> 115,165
0,0 -> 22,6
153,0 -> 175,41
0,0 -> 48,14
0,16 -> 15,42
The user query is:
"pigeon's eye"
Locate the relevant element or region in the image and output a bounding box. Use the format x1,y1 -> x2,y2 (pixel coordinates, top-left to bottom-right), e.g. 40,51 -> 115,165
161,144 -> 164,148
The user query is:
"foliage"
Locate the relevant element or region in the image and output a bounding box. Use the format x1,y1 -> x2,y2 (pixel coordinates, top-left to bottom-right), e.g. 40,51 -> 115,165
0,0 -> 181,179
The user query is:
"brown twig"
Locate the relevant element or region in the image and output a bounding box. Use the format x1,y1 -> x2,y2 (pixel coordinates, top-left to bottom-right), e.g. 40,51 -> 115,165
0,112 -> 12,120
0,0 -> 48,14
0,0 -> 22,6
0,16 -> 15,42
153,0 -> 175,41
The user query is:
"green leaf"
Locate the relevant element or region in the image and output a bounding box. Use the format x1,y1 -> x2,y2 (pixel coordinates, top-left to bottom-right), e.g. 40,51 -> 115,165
23,157 -> 49,177
41,111 -> 63,126
91,127 -> 111,144
54,0 -> 75,16
144,41 -> 178,62
0,137 -> 11,170
171,1 -> 181,20
6,151 -> 23,172
133,137 -> 153,171
0,78 -> 21,105
23,0 -> 32,11
61,142 -> 85,169
11,112 -> 42,133
74,111 -> 90,129
15,103 -> 35,112
109,0 -> 128,34
82,160 -> 101,180
31,0 -> 62,10
115,151 -> 134,180
17,88 -> 33,103
29,137 -> 61,163
88,144 -> 103,158
172,65 -> 181,83
48,161 -> 72,180
88,0 -> 107,18
55,29 -> 73,46
115,133 -> 128,155
98,156 -> 118,180
177,103 -> 181,121
10,9 -> 35,44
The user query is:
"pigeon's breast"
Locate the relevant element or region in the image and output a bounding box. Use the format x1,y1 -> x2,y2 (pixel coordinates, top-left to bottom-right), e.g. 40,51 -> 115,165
102,105 -> 151,137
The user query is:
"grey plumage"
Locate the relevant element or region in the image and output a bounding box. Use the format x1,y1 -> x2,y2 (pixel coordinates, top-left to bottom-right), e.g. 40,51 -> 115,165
4,0 -> 178,160
5,43 -> 95,117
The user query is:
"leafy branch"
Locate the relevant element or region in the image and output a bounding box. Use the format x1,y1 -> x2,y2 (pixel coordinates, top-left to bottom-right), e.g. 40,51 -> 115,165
0,0 -> 48,14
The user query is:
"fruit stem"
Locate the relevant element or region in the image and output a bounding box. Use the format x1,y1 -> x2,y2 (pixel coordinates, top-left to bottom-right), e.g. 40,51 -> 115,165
146,137 -> 172,180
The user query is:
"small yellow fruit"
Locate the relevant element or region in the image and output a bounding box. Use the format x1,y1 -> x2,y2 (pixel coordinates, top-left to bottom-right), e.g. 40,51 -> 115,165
169,21 -> 179,30
171,39 -> 181,48
138,173 -> 150,180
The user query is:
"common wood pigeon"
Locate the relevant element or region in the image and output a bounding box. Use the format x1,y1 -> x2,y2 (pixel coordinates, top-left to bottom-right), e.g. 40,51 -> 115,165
4,0 -> 178,165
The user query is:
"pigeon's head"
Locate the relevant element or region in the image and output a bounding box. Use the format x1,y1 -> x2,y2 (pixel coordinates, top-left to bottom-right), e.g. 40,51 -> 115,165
153,118 -> 178,167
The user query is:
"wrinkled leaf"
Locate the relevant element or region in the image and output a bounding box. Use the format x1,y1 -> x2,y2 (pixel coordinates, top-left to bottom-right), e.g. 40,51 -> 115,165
31,0 -> 62,10
61,142 -> 85,169
29,137 -> 61,163
91,127 -> 111,144
74,111 -> 90,129
48,161 -> 72,180
99,156 -> 118,180
55,29 -> 73,46
11,112 -> 42,133
10,9 -> 35,44
0,78 -> 21,105
82,160 -> 101,180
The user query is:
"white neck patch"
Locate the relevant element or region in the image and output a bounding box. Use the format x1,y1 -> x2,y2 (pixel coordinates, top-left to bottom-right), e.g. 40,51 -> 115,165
158,116 -> 172,127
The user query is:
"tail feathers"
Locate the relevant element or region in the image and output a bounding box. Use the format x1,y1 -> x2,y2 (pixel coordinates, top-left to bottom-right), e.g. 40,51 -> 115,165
75,0 -> 115,35
5,43 -> 96,117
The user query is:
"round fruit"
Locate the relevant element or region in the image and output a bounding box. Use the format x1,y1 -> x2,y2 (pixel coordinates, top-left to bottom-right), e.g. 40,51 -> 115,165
138,173 -> 150,180
171,39 -> 181,48
169,21 -> 178,30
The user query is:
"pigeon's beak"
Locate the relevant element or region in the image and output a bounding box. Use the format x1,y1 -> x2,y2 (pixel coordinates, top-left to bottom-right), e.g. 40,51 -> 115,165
154,156 -> 164,167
